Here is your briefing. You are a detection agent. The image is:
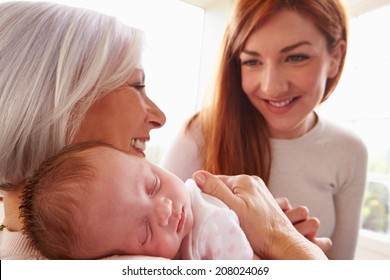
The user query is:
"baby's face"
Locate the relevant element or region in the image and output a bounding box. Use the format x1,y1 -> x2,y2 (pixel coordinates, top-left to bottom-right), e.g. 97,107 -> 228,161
86,147 -> 194,259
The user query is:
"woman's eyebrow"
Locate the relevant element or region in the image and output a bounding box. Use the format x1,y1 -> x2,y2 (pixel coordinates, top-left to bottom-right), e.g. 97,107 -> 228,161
280,41 -> 312,53
240,49 -> 260,56
241,40 -> 312,56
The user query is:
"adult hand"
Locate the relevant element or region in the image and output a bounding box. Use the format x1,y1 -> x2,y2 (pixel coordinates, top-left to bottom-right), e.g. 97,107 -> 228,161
276,197 -> 332,252
193,170 -> 328,260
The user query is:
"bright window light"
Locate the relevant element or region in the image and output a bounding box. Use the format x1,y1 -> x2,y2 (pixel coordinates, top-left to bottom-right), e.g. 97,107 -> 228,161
318,5 -> 390,240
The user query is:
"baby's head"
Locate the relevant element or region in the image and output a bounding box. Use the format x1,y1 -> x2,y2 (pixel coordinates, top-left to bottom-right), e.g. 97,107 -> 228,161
21,141 -> 193,259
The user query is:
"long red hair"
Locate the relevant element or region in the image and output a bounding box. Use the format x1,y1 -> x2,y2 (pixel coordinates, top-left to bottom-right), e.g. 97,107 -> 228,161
189,0 -> 348,183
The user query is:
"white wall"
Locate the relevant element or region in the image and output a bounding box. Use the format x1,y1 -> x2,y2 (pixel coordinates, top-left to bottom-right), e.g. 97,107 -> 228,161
196,0 -> 233,102
355,231 -> 390,259
344,0 -> 390,16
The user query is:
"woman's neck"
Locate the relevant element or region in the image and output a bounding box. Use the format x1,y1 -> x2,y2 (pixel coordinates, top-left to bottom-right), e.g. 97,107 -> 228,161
2,185 -> 24,231
269,112 -> 318,139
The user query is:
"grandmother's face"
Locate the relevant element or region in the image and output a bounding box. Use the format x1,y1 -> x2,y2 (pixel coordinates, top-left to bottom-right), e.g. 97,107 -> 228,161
72,69 -> 166,157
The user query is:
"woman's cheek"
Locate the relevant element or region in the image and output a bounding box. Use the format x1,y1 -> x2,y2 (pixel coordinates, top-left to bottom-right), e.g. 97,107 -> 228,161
241,76 -> 251,96
241,72 -> 260,97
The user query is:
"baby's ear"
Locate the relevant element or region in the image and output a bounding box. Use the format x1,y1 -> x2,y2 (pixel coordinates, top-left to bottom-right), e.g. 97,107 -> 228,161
327,40 -> 346,78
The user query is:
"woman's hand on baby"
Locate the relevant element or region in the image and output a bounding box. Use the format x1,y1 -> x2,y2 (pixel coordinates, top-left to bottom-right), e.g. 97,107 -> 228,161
193,170 -> 299,259
193,170 -> 329,260
275,197 -> 332,253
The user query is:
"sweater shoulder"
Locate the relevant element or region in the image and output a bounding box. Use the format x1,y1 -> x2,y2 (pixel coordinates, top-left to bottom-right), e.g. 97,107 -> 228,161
318,117 -> 367,154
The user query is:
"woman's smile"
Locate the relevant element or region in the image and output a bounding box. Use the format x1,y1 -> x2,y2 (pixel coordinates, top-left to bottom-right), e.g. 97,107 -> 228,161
265,96 -> 300,114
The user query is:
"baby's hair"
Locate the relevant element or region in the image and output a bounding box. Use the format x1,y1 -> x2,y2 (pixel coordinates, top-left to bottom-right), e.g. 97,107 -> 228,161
20,141 -> 113,259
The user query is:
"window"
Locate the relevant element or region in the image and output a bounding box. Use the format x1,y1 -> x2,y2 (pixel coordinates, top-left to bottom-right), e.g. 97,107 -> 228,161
318,4 -> 390,257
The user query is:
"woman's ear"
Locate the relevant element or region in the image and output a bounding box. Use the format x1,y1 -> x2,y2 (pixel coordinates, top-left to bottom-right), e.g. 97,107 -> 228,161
327,40 -> 346,78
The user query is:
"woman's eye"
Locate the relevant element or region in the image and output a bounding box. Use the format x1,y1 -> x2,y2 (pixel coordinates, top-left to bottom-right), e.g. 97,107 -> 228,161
286,55 -> 309,62
127,83 -> 146,94
241,59 -> 261,67
134,84 -> 145,92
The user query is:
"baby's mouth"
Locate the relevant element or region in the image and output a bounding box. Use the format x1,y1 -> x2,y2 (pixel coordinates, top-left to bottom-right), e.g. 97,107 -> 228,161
176,207 -> 185,233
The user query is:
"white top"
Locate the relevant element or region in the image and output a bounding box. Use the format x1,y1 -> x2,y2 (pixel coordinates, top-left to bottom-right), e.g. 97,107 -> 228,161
0,227 -> 164,260
0,228 -> 44,260
161,114 -> 368,259
0,217 -> 162,260
180,179 -> 253,260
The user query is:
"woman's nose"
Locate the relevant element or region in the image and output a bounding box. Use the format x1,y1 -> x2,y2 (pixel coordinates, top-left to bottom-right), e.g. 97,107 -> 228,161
146,97 -> 166,129
155,197 -> 172,227
260,65 -> 288,98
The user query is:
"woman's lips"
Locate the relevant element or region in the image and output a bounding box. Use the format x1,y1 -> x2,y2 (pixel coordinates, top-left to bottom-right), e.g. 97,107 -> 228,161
131,138 -> 146,151
268,97 -> 295,108
130,138 -> 148,157
265,97 -> 299,114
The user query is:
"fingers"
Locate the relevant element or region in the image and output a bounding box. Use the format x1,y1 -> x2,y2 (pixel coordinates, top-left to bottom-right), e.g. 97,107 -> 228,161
275,197 -> 292,212
312,237 -> 333,253
284,205 -> 309,224
276,199 -> 318,238
219,174 -> 267,198
287,209 -> 320,241
290,216 -> 332,253
276,198 -> 310,225
213,175 -> 234,189
294,217 -> 320,237
192,170 -> 241,209
277,200 -> 332,253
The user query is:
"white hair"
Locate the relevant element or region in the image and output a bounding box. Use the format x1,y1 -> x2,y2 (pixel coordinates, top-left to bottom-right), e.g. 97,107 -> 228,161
0,1 -> 144,189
